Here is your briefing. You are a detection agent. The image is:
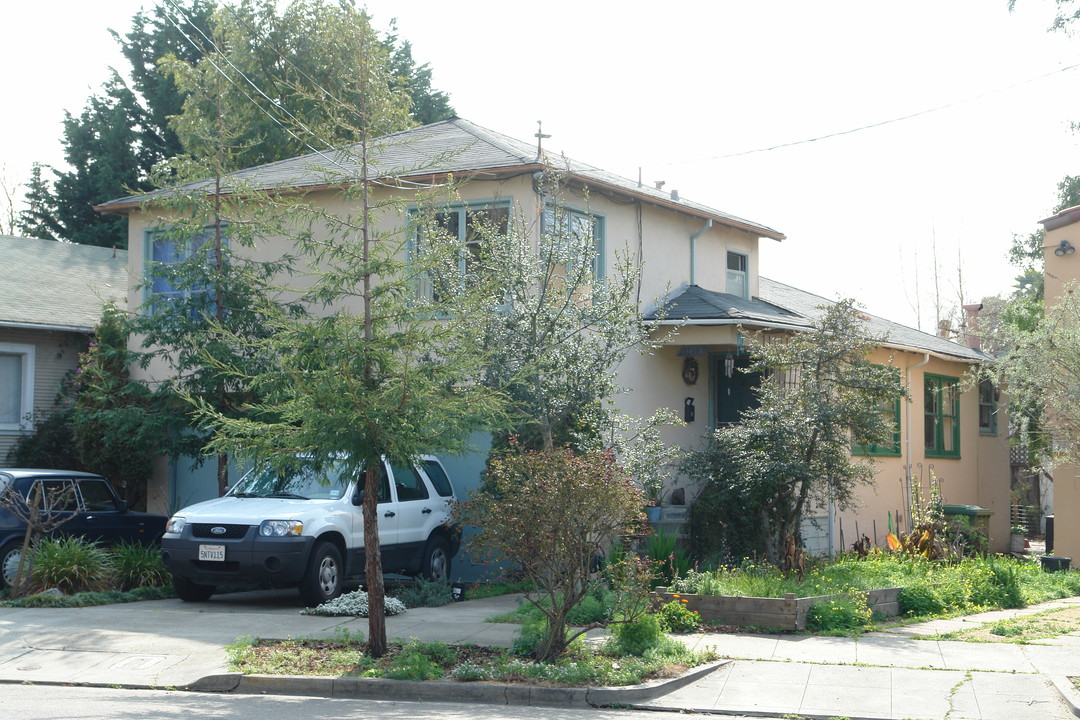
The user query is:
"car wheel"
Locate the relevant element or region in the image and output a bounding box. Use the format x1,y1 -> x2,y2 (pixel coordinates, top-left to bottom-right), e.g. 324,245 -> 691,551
299,541 -> 343,606
172,574 -> 216,602
0,541 -> 23,591
420,536 -> 451,583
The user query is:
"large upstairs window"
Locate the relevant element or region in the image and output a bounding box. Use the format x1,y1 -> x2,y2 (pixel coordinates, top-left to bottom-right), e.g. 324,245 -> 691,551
413,202 -> 510,302
144,227 -> 223,316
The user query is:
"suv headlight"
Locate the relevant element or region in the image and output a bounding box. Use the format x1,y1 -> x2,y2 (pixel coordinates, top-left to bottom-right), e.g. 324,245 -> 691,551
259,520 -> 304,537
166,516 -> 186,534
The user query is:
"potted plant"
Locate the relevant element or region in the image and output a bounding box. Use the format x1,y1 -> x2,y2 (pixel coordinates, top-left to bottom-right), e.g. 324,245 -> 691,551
1010,525 -> 1027,553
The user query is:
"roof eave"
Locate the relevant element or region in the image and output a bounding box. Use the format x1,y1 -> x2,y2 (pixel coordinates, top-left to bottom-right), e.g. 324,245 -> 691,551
564,172 -> 786,241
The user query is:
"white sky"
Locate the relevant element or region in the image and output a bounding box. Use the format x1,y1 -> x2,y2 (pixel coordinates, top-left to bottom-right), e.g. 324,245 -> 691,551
4,1 -> 1080,331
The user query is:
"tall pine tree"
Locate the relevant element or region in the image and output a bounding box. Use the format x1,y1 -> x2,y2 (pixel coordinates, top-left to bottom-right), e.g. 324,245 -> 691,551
19,0 -> 453,247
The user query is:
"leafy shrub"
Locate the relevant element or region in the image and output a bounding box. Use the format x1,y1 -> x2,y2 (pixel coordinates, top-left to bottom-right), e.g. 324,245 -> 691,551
655,599 -> 701,633
31,536 -> 113,594
513,616 -> 552,657
392,576 -> 454,608
384,640 -> 452,680
301,589 -> 407,617
607,614 -> 663,656
110,541 -> 169,591
898,585 -> 944,616
806,593 -> 872,632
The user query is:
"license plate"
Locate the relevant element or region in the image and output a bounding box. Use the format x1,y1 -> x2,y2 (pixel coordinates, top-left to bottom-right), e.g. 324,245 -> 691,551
199,544 -> 225,561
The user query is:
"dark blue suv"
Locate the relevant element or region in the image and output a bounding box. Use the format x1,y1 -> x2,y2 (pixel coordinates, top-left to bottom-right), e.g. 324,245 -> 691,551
0,469 -> 168,590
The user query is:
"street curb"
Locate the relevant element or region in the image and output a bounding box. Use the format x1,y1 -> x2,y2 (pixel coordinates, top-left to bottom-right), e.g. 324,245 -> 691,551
212,659 -> 729,707
1049,675 -> 1080,718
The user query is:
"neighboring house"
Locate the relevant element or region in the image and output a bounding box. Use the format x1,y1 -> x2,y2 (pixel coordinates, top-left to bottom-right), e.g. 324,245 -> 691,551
1037,205 -> 1080,560
97,118 -> 1011,553
0,236 -> 127,461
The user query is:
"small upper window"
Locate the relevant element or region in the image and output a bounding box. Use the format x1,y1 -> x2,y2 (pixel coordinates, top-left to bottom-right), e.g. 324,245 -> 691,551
727,251 -> 748,299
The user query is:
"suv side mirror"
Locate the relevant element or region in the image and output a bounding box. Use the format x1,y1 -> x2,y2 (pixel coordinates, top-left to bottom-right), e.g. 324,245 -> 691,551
352,490 -> 364,506
117,499 -> 129,513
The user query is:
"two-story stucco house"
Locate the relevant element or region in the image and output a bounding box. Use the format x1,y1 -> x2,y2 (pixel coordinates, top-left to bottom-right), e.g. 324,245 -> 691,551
0,235 -> 127,460
97,118 -> 1011,553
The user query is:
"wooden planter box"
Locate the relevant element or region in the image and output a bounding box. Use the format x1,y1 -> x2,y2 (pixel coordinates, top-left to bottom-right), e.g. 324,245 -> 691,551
652,586 -> 903,631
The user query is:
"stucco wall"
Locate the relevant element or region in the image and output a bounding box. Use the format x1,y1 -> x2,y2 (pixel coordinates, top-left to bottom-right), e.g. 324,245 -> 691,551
1042,212 -> 1080,561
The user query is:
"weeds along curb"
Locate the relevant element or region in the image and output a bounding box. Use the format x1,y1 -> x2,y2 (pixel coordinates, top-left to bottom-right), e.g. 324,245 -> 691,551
204,659 -> 729,706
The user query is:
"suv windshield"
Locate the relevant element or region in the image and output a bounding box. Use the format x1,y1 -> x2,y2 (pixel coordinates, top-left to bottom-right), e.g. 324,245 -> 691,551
229,462 -> 354,501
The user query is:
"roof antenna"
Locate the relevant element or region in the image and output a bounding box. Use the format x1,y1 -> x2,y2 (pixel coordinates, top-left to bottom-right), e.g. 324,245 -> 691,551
534,120 -> 551,161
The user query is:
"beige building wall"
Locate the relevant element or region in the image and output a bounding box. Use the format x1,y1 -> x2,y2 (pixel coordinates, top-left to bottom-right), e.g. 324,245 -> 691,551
1042,208 -> 1080,561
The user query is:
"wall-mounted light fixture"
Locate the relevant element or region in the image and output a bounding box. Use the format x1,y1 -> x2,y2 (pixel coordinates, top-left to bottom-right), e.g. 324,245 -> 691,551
1056,239 -> 1076,257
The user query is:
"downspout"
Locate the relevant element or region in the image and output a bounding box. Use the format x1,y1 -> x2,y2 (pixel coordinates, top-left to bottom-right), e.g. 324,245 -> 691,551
903,352 -> 932,532
689,219 -> 712,286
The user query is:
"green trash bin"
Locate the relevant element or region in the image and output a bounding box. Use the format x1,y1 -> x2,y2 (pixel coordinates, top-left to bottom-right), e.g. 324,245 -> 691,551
941,504 -> 993,547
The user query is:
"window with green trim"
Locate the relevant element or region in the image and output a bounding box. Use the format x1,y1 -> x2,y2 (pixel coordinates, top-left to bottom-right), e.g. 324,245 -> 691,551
924,374 -> 960,458
854,396 -> 902,456
978,379 -> 997,435
412,202 -> 510,302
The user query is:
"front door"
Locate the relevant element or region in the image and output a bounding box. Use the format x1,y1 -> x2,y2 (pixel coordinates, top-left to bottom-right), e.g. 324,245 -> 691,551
713,354 -> 762,426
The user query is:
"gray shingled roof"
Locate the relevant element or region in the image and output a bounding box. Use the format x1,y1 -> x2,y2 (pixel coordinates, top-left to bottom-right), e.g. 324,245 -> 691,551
646,283 -> 812,330
97,118 -> 784,241
653,278 -> 987,362
0,236 -> 127,332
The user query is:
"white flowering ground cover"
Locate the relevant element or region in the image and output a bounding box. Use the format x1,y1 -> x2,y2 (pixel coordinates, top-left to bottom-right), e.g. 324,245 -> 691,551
301,589 -> 408,617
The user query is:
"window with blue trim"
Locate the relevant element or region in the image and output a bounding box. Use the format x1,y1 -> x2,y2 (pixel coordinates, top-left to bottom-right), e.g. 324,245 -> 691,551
413,202 -> 510,302
145,228 -> 222,315
541,205 -> 605,282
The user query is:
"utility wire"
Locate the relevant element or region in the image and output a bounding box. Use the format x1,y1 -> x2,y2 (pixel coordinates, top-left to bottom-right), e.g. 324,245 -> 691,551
650,60 -> 1080,167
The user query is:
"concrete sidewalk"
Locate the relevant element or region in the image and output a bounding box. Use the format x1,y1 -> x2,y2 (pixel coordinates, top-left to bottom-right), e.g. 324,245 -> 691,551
1,589 -> 1079,719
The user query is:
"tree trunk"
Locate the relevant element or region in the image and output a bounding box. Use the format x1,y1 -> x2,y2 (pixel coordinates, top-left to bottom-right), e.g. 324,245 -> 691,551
362,462 -> 387,657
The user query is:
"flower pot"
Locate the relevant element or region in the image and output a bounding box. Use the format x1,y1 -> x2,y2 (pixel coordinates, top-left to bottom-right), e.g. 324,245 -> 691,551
1010,534 -> 1025,552
645,505 -> 662,523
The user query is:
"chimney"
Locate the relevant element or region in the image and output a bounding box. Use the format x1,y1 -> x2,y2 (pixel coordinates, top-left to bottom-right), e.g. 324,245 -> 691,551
962,303 -> 984,351
670,189 -> 680,201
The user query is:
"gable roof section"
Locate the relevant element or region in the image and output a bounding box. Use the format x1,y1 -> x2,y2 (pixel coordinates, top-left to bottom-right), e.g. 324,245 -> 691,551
653,278 -> 987,363
0,236 -> 127,332
96,118 -> 784,241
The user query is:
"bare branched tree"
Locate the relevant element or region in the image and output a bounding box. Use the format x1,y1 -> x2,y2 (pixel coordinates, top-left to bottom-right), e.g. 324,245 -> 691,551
0,480 -> 79,597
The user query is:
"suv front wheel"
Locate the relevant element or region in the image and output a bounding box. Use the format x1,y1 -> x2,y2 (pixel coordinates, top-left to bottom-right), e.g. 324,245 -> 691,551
420,536 -> 451,583
300,541 -> 343,606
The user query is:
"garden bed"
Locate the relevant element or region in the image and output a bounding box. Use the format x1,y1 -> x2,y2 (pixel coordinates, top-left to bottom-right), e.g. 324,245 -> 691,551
652,586 -> 902,631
